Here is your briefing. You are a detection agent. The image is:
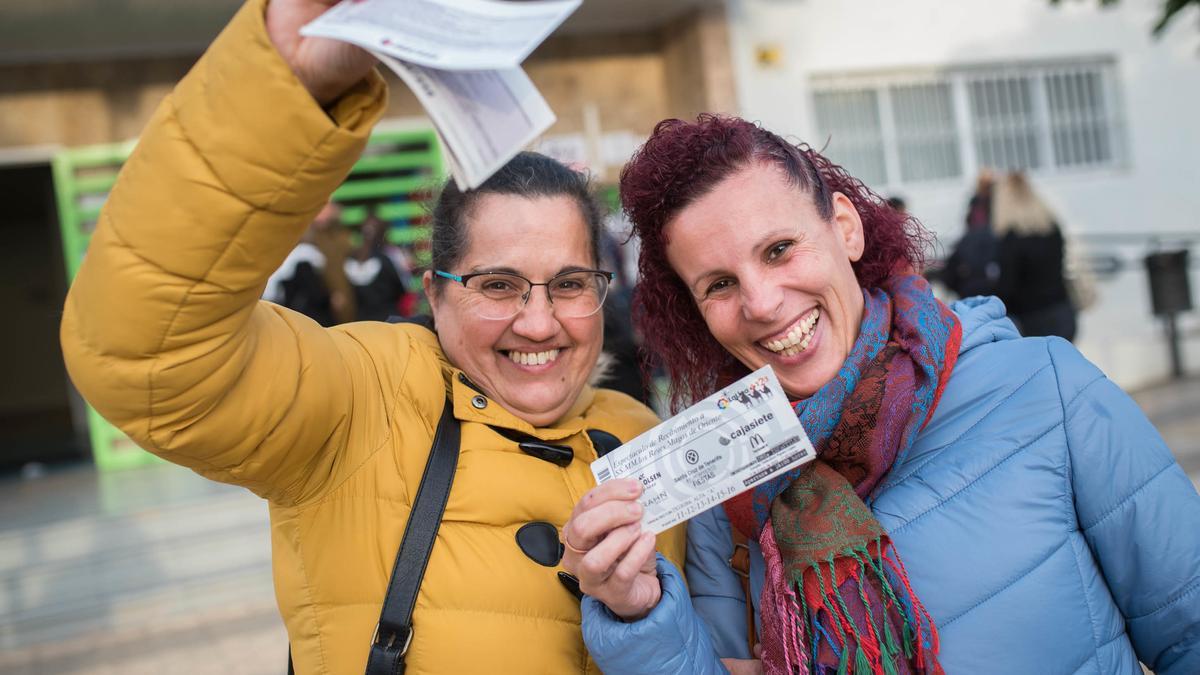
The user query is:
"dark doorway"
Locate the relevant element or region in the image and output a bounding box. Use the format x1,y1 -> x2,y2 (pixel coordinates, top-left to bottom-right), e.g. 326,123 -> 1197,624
0,162 -> 87,471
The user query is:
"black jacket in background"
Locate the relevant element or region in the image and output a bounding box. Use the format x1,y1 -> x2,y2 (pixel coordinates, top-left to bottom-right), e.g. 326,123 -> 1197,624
995,225 -> 1071,316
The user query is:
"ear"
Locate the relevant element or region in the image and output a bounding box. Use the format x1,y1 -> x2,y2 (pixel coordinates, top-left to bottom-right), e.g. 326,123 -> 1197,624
422,269 -> 440,317
830,192 -> 865,263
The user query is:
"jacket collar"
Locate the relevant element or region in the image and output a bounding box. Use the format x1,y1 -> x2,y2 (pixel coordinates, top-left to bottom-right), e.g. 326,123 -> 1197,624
950,295 -> 1022,353
446,368 -> 595,441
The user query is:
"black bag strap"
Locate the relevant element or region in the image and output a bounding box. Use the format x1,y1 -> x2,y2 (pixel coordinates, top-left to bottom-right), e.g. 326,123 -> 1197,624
288,317 -> 452,675
363,398 -> 460,675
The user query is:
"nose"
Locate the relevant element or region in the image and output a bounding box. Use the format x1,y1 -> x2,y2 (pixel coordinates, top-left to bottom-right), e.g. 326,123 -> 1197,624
511,286 -> 560,341
739,277 -> 784,323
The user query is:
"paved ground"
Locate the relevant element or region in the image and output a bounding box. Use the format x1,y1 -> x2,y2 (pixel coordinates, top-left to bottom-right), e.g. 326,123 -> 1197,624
1,376 -> 1197,674
0,462 -> 283,674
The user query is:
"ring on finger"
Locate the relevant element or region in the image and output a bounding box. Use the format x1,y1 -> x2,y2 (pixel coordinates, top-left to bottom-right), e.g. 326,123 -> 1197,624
560,521 -> 590,555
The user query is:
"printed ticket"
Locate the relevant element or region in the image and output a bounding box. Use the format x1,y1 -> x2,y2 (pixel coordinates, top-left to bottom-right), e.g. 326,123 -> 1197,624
591,365 -> 815,534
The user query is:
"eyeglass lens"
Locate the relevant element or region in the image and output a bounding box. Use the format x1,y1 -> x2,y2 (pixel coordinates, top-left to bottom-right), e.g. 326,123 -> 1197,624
464,271 -> 609,320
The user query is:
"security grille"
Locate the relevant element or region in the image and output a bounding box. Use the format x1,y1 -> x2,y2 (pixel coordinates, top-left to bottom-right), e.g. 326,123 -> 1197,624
811,58 -> 1123,188
891,82 -> 961,181
1045,67 -> 1116,168
812,88 -> 888,186
968,74 -> 1041,171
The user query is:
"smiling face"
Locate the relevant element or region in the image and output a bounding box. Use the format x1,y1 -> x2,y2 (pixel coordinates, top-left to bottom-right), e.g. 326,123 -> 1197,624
664,162 -> 866,399
424,193 -> 603,427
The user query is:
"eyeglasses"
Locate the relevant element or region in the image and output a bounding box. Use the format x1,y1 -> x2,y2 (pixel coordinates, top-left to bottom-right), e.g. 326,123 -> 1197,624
435,269 -> 614,321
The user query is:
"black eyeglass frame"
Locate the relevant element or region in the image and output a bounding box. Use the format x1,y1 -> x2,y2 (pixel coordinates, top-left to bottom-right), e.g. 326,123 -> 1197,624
434,268 -> 615,318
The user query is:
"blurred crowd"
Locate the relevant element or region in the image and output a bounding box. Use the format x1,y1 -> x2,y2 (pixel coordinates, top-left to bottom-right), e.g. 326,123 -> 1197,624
922,169 -> 1095,343
264,202 -> 417,325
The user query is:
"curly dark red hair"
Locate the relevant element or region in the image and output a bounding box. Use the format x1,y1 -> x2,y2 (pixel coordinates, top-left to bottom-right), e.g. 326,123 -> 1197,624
623,114 -> 931,410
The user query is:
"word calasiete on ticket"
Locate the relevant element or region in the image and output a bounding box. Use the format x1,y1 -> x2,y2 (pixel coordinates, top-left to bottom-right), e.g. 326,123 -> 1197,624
591,365 -> 815,534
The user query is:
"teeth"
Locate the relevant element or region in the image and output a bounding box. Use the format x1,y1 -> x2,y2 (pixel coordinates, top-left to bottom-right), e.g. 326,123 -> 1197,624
507,349 -> 561,366
761,309 -> 820,354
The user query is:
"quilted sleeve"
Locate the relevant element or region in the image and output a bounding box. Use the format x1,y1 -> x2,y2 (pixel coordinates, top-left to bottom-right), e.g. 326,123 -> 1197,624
582,555 -> 729,675
1051,339 -> 1200,675
687,507 -> 754,659
59,0 -> 399,505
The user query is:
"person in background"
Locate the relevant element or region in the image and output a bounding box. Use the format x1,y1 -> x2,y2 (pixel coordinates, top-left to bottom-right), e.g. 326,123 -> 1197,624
57,0 -> 686,672
991,172 -> 1078,341
589,222 -> 650,404
263,200 -> 357,325
941,169 -> 1000,300
562,115 -> 1200,675
346,210 -> 413,321
594,288 -> 648,404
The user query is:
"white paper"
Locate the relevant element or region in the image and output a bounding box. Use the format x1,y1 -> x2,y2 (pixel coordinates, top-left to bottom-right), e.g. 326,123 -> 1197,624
379,54 -> 556,190
301,0 -> 575,190
591,366 -> 816,534
301,0 -> 581,71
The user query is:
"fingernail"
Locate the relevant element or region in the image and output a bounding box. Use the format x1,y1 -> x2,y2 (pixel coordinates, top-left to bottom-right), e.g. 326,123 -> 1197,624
627,480 -> 641,495
628,502 -> 643,515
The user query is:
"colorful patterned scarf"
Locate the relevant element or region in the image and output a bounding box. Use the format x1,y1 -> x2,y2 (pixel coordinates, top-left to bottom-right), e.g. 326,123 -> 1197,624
723,275 -> 961,675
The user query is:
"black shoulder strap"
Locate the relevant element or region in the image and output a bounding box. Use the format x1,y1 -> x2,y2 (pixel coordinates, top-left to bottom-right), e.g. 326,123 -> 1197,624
363,397 -> 460,675
289,320 -> 450,675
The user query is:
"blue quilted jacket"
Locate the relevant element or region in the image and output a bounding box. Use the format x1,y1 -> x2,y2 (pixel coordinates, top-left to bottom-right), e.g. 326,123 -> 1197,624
583,297 -> 1200,674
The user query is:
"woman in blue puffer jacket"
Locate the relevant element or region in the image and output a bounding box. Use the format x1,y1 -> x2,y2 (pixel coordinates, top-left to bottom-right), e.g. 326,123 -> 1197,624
559,115 -> 1200,675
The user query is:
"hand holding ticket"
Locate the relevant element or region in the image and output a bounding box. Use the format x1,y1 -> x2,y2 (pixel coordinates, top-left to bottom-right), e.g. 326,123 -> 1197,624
300,0 -> 580,71
301,0 -> 581,189
591,365 -> 816,534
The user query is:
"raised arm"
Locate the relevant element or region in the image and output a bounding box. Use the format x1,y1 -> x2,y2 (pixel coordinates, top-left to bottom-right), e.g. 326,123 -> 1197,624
60,0 -> 398,505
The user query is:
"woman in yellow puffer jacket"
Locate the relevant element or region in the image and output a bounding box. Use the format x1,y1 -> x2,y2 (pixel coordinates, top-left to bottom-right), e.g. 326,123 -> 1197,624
58,0 -> 685,672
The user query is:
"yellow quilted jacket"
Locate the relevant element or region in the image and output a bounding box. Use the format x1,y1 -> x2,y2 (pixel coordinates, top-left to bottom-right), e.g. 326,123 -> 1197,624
58,1 -> 685,672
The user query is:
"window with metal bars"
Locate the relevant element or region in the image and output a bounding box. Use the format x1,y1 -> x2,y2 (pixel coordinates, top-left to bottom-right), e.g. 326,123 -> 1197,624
892,82 -> 962,182
812,88 -> 888,186
810,59 -> 1124,188
1045,68 -> 1116,168
968,74 -> 1041,171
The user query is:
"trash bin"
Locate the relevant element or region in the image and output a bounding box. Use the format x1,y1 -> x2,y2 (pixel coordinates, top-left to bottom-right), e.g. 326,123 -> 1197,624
1144,249 -> 1192,316
1144,249 -> 1192,378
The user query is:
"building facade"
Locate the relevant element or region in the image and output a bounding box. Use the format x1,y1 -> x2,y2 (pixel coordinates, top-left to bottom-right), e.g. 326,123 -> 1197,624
725,0 -> 1200,388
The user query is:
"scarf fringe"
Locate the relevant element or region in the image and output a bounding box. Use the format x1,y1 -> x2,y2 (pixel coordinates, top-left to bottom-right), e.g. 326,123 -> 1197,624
760,526 -> 943,675
761,520 -> 811,675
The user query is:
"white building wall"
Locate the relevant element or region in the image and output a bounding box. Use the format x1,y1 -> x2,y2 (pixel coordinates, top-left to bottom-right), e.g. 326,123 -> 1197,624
725,0 -> 1200,389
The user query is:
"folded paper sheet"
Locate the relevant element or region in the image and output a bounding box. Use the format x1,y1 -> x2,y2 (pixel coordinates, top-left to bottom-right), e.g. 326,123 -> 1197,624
303,0 -> 580,189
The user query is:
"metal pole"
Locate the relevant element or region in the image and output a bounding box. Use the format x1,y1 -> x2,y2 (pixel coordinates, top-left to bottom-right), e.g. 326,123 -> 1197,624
1165,312 -> 1183,379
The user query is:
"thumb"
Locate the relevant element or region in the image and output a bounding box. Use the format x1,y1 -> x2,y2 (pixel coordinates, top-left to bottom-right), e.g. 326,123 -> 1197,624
638,533 -> 657,572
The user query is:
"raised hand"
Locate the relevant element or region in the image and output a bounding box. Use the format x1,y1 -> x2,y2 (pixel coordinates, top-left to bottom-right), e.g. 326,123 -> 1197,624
265,0 -> 378,105
561,478 -> 662,621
